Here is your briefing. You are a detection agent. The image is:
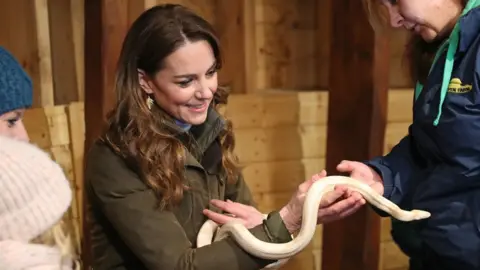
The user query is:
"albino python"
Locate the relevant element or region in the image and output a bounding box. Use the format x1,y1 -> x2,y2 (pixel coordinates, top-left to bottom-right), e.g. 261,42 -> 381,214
196,175 -> 431,269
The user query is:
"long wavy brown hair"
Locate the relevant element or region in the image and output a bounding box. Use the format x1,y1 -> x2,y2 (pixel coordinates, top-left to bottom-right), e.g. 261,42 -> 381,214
362,0 -> 467,84
101,4 -> 239,210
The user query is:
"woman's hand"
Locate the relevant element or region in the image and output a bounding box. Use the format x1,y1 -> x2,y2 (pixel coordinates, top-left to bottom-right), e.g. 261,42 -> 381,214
336,160 -> 384,195
203,199 -> 264,229
279,170 -> 366,234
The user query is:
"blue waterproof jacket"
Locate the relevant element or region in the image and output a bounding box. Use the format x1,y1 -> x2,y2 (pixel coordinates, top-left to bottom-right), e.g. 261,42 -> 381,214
365,6 -> 480,270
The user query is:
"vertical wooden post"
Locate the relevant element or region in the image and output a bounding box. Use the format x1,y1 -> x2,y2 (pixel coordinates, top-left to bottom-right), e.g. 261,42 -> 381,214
48,0 -> 80,105
215,0 -> 257,93
83,1 -> 152,266
321,1 -> 390,270
83,0 -> 128,266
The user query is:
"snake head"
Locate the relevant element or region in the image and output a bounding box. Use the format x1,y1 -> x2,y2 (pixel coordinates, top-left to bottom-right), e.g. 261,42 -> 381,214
410,209 -> 431,220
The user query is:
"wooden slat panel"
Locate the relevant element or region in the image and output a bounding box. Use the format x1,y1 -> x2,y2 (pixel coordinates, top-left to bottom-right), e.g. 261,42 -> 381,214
66,102 -> 86,235
255,0 -> 320,90
280,247 -> 315,270
242,158 -> 324,193
215,0 -> 256,93
33,0 -> 55,106
234,125 -> 326,163
0,0 -> 54,107
224,91 -> 328,128
24,105 -> 70,148
71,0 -> 85,101
48,0 -> 80,105
380,241 -> 409,270
234,123 -> 409,163
224,89 -> 413,128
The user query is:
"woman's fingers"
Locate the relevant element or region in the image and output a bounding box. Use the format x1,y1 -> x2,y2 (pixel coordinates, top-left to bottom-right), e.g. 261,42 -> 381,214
336,160 -> 356,173
338,200 -> 364,218
318,193 -> 363,218
299,169 -> 328,193
202,209 -> 237,225
318,189 -> 346,208
209,199 -> 255,218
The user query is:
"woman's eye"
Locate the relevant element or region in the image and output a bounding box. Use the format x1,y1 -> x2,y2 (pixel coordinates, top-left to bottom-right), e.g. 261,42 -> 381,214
206,69 -> 216,78
176,79 -> 193,88
7,118 -> 18,128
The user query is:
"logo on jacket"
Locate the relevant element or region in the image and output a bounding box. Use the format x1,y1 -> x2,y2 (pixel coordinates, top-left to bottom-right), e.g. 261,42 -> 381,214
448,78 -> 472,93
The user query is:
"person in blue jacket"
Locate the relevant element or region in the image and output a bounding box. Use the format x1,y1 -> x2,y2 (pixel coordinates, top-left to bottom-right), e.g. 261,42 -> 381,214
336,0 -> 480,269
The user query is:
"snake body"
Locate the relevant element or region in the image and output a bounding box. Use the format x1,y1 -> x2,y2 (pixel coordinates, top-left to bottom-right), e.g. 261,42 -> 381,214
197,175 -> 431,268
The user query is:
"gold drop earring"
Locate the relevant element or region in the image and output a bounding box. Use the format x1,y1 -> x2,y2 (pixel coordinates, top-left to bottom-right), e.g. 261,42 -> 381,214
146,96 -> 154,110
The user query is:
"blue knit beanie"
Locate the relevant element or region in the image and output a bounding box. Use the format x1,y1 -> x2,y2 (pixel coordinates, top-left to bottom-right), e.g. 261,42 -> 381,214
0,47 -> 33,116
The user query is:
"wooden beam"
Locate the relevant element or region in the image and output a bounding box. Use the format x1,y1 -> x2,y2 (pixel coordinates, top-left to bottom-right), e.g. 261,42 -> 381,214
48,0 -> 80,105
83,0 -> 127,266
215,0 -> 257,93
321,0 -> 390,270
83,1 -> 151,266
33,0 -> 55,106
71,0 -> 85,102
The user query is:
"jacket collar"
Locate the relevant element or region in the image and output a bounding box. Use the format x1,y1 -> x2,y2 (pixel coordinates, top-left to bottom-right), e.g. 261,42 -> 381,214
458,6 -> 480,53
165,105 -> 225,169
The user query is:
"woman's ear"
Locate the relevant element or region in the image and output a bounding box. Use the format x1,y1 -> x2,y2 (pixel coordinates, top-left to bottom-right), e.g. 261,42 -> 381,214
138,69 -> 154,94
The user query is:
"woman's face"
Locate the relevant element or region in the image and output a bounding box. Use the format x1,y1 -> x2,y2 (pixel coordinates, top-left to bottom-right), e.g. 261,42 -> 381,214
0,109 -> 29,142
139,40 -> 218,126
381,0 -> 462,42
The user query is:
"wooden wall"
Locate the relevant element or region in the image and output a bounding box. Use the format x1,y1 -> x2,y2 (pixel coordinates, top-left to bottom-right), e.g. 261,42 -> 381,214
0,0 -> 84,107
166,0 -> 412,90
222,90 -> 412,270
0,0 -> 412,106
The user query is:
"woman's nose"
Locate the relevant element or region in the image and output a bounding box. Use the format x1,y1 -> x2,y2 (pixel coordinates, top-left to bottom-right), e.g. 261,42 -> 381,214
387,5 -> 403,28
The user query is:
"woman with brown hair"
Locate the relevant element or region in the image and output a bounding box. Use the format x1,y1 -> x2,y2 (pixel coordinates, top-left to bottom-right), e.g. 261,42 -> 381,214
84,4 -> 363,269
336,0 -> 480,269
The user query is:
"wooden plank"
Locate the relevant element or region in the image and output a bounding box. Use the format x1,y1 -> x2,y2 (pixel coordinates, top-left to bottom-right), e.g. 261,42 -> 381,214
48,0 -> 80,105
83,0 -> 131,266
84,0 -> 128,148
23,105 -> 70,148
313,248 -> 322,270
215,0 -> 256,93
71,0 -> 85,101
0,1 -> 40,106
224,91 -> 329,128
316,0 -> 331,90
66,102 -> 86,238
23,105 -> 81,254
156,0 -> 216,23
381,217 -> 393,242
254,0 -> 320,90
144,0 -> 158,9
280,247 -> 315,270
380,241 -> 409,269
242,158 -> 325,193
223,89 -> 413,128
234,123 -> 409,163
234,125 -> 326,163
33,0 -> 55,106
321,0 -> 390,269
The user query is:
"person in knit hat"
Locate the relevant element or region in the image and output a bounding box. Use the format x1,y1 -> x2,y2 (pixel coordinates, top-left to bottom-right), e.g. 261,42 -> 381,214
0,135 -> 77,269
0,46 -> 33,142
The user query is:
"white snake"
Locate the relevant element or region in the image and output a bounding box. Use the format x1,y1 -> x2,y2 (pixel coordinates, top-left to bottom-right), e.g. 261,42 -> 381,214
197,175 -> 431,269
